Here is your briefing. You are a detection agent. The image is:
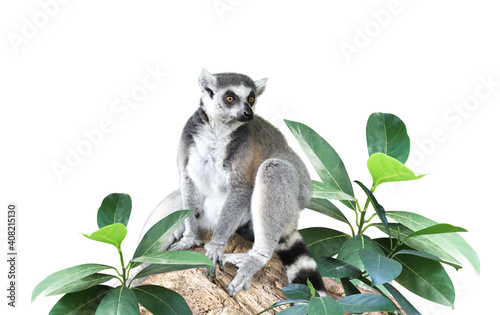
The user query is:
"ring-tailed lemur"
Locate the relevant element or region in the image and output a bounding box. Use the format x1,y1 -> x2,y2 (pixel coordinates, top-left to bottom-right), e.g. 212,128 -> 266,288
134,69 -> 326,297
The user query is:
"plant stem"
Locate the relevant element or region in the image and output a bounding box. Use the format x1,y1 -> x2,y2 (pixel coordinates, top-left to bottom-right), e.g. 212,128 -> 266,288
356,184 -> 378,235
387,243 -> 401,259
111,275 -> 124,285
364,213 -> 378,224
126,265 -> 133,288
355,205 -> 360,228
118,248 -> 127,286
355,200 -> 362,213
362,198 -> 371,212
111,266 -> 121,277
347,221 -> 356,237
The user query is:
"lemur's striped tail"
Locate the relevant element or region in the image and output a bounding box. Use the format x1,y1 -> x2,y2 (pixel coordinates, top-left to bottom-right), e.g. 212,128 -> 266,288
275,230 -> 326,295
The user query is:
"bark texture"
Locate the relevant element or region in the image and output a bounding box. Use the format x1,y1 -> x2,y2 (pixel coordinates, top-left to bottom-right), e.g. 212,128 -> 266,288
139,233 -> 391,315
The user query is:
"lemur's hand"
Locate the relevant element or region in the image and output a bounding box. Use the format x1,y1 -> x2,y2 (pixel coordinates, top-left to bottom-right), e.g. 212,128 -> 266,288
204,241 -> 226,277
169,235 -> 203,251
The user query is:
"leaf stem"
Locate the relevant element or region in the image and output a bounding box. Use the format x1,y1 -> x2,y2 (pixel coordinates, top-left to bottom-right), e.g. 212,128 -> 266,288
362,198 -> 371,212
347,221 -> 356,237
355,183 -> 378,235
125,263 -> 133,288
111,274 -> 124,285
110,266 -> 121,277
364,213 -> 378,224
387,243 -> 400,259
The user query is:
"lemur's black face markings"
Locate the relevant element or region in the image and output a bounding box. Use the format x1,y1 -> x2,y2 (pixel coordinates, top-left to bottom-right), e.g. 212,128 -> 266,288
247,91 -> 256,106
205,88 -> 214,98
223,91 -> 239,105
219,88 -> 255,122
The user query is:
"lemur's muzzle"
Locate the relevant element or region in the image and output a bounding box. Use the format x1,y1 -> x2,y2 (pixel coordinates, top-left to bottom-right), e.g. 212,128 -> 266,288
235,103 -> 254,122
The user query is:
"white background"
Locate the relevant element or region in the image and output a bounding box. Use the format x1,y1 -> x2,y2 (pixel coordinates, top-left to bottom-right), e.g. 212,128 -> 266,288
1,1 -> 498,314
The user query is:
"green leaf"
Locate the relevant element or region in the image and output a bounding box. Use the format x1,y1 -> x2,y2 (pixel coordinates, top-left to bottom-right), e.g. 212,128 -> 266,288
340,278 -> 361,296
82,223 -> 127,250
131,210 -> 193,269
393,249 -> 462,270
50,273 -> 115,295
133,285 -> 192,315
282,283 -> 316,300
367,153 -> 425,188
285,120 -> 356,210
307,279 -> 316,298
373,223 -> 461,269
97,193 -> 132,228
337,294 -> 397,313
308,297 -> 344,315
337,234 -> 385,271
49,285 -> 113,315
311,180 -> 356,201
407,223 -> 467,238
95,286 -> 139,315
307,198 -> 350,225
299,227 -> 350,259
132,251 -> 214,267
32,264 -> 114,302
257,299 -> 311,315
317,257 -> 363,278
277,304 -> 308,315
398,252 -> 455,306
382,283 -> 422,315
355,181 -> 391,240
134,261 -> 212,280
376,238 -> 456,307
366,112 -> 410,163
386,211 -> 480,274
359,249 -> 402,286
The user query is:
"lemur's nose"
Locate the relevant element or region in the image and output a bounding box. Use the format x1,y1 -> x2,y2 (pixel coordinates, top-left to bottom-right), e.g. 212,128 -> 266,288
240,103 -> 253,121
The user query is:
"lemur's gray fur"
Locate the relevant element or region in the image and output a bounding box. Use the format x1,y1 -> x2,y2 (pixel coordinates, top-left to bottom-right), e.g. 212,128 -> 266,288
132,69 -> 326,297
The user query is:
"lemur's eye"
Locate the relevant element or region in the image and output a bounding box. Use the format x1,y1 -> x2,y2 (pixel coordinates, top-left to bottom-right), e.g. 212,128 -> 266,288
226,96 -> 234,102
248,97 -> 255,103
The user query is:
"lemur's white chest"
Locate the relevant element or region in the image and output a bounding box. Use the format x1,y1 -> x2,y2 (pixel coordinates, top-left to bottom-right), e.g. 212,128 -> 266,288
186,123 -> 234,230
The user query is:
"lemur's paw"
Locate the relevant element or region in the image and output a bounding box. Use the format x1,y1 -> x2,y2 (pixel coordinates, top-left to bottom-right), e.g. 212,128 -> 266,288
227,272 -> 252,297
168,236 -> 203,251
224,253 -> 255,296
224,251 -> 271,296
204,241 -> 226,277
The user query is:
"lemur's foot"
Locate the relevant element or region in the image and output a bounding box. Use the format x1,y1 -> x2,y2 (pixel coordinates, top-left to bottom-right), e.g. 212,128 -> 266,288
168,236 -> 203,251
223,252 -> 268,297
204,241 -> 226,277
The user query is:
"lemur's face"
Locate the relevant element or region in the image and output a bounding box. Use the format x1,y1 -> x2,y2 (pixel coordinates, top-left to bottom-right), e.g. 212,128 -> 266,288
214,85 -> 256,123
198,69 -> 267,124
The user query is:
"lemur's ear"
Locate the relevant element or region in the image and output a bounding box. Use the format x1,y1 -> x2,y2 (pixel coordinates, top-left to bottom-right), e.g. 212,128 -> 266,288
199,68 -> 217,98
255,78 -> 267,96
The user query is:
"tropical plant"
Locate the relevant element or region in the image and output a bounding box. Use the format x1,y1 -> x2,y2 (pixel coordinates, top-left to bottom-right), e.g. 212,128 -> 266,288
32,193 -> 213,314
258,280 -> 397,314
262,113 -> 479,314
